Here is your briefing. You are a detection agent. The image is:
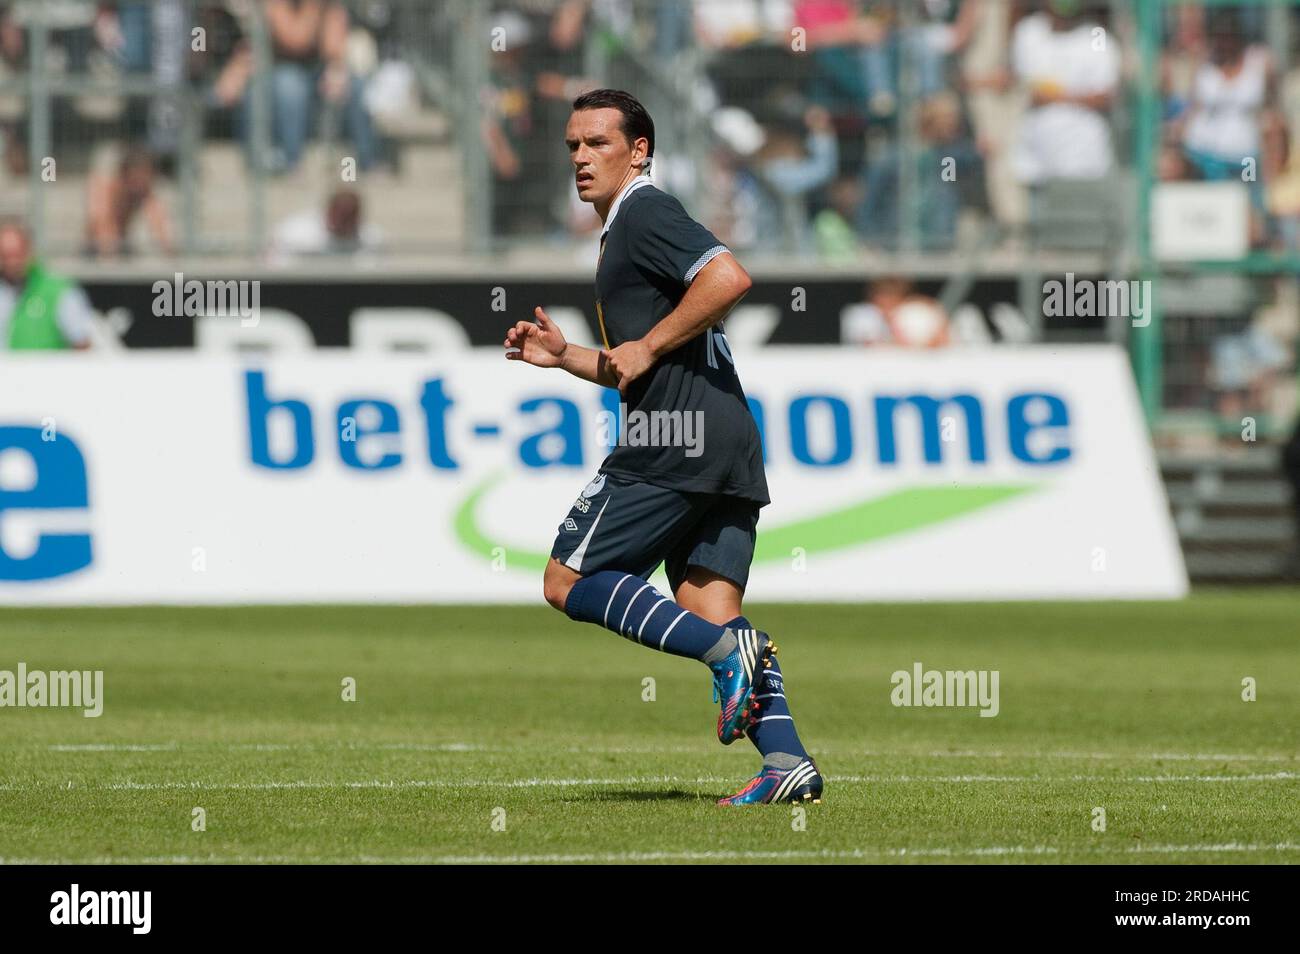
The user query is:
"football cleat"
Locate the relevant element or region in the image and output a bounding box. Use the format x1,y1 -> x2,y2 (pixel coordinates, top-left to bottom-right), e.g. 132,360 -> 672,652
710,629 -> 775,745
716,758 -> 824,806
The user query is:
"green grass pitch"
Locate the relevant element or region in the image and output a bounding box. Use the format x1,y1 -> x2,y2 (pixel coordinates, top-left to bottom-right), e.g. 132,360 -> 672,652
1,591 -> 1297,864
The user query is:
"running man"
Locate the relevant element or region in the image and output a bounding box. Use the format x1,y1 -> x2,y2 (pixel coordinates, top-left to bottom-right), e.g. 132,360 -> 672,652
503,89 -> 821,804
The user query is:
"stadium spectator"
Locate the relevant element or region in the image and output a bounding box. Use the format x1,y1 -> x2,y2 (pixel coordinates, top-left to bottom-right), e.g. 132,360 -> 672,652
655,0 -> 694,62
1178,10 -> 1275,173
812,173 -> 863,259
256,0 -> 377,173
271,187 -> 382,260
698,108 -> 764,248
0,219 -> 93,350
530,1 -> 606,235
481,11 -> 548,236
0,3 -> 25,177
749,103 -> 839,249
902,0 -> 983,97
1177,9 -> 1277,245
858,90 -> 984,250
842,276 -> 952,347
83,146 -> 174,257
1009,0 -> 1120,185
695,0 -> 794,49
1210,278 -> 1296,446
1265,123 -> 1300,252
792,0 -> 892,120
1210,323 -> 1291,436
0,4 -> 21,67
96,1 -> 153,74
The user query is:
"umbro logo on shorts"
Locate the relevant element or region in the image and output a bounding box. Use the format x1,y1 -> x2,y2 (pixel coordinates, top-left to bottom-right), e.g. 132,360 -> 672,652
563,518 -> 579,532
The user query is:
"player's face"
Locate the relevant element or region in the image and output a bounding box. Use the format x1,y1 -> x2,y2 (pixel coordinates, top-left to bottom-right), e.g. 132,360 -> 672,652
565,108 -> 643,208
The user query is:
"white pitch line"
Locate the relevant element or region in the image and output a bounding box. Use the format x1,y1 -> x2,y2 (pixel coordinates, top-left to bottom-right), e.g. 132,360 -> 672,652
2,843 -> 1297,865
28,742 -> 1300,762
829,772 -> 1300,783
46,744 -> 178,752
856,749 -> 1299,763
39,742 -> 492,754
0,772 -> 1295,793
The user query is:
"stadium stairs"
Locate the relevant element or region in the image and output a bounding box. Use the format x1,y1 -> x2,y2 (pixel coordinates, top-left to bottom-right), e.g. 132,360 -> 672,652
1161,449 -> 1299,582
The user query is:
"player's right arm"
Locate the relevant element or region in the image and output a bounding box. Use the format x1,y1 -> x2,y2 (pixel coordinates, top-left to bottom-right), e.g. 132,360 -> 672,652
504,306 -> 618,388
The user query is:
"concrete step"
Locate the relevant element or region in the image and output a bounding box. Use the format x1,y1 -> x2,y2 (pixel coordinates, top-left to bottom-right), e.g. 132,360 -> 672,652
1183,550 -> 1298,579
1175,516 -> 1295,544
1166,482 -> 1292,509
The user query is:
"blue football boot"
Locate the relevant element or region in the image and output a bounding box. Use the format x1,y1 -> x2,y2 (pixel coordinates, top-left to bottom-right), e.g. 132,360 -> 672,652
711,628 -> 775,744
717,757 -> 824,806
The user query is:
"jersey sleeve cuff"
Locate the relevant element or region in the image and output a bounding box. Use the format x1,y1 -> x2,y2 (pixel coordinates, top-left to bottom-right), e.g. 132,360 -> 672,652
684,245 -> 730,285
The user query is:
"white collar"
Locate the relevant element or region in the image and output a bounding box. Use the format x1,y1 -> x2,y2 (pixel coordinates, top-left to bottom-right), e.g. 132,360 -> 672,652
601,175 -> 653,237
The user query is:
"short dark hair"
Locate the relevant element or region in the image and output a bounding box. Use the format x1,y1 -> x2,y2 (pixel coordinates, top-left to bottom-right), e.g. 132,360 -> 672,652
571,88 -> 654,165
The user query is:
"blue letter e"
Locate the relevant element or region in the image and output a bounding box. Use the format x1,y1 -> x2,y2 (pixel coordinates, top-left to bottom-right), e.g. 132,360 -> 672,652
0,427 -> 92,581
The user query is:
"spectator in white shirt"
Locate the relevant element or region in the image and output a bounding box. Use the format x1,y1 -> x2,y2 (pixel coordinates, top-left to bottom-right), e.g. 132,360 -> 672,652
1010,0 -> 1120,184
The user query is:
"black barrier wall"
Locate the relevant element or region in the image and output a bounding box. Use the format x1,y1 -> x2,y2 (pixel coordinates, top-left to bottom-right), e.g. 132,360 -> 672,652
73,277 -> 1108,348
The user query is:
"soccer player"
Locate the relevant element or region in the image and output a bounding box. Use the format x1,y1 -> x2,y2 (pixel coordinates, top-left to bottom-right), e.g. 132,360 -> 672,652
504,89 -> 821,805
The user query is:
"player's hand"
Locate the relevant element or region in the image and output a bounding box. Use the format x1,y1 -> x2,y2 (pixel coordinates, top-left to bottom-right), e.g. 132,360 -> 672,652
505,306 -> 567,368
602,339 -> 655,396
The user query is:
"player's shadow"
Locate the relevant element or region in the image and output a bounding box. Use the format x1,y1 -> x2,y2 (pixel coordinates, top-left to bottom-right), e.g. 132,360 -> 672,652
564,788 -> 699,803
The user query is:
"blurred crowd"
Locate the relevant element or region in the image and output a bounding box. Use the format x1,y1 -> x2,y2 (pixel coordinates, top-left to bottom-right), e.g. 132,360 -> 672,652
481,0 -> 1128,254
6,0 -> 1300,261
0,0 -> 423,258
479,0 -> 1300,265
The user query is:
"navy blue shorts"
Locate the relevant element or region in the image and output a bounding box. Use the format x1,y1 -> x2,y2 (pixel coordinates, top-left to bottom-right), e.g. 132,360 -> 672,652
549,471 -> 761,592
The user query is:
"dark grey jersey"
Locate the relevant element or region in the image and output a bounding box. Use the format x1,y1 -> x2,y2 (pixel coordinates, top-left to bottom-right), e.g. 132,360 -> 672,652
594,183 -> 769,506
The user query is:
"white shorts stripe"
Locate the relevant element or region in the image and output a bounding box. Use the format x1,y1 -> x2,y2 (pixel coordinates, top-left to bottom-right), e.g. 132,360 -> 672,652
566,497 -> 611,573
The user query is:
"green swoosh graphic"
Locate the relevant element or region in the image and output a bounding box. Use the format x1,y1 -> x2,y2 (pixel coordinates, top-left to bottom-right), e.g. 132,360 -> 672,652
752,483 -> 1035,560
453,474 -> 1037,572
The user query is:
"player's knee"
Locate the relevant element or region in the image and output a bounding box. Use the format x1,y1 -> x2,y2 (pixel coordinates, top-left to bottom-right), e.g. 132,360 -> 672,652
542,561 -> 576,614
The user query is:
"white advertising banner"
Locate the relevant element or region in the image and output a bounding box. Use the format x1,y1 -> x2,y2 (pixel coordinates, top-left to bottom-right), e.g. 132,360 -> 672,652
0,346 -> 1187,604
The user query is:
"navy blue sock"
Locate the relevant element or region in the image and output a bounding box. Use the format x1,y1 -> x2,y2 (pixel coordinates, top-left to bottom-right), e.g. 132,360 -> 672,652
564,571 -> 737,664
726,614 -> 810,762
